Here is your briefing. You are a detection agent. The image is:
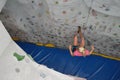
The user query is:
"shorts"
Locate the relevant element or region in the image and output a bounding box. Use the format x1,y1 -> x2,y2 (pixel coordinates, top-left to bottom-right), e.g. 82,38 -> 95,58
72,46 -> 78,52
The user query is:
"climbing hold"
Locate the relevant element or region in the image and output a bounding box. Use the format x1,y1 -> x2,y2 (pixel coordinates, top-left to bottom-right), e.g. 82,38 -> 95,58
13,52 -> 25,61
119,25 -> 120,28
15,68 -> 20,73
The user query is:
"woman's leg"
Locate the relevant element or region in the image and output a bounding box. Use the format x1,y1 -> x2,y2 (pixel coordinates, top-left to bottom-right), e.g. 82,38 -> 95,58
73,32 -> 78,46
79,27 -> 85,47
68,32 -> 78,56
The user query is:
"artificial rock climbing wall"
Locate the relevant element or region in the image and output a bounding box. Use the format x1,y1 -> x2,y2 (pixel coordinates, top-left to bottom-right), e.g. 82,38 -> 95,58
0,0 -> 120,58
0,0 -> 7,12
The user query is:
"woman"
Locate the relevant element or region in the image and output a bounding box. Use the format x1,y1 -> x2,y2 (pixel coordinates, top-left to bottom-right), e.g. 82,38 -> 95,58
69,26 -> 94,57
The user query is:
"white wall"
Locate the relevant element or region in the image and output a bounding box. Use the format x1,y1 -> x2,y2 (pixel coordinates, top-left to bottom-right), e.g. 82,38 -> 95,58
0,21 -> 12,55
0,0 -> 7,12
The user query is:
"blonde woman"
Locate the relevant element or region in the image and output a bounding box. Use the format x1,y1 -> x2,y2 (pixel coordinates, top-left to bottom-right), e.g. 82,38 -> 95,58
69,26 -> 94,57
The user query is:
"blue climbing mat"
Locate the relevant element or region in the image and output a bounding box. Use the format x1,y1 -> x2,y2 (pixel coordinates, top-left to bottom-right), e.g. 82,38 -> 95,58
16,41 -> 120,80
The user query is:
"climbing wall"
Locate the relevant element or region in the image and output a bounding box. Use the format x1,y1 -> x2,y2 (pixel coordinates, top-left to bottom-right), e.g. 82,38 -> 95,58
0,0 -> 120,58
0,0 -> 7,12
0,21 -> 86,80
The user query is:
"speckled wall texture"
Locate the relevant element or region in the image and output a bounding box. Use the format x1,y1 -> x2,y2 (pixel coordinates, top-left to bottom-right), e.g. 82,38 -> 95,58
0,0 -> 120,58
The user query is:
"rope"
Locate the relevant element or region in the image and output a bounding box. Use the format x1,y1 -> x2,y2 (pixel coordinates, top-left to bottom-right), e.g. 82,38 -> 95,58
83,0 -> 94,27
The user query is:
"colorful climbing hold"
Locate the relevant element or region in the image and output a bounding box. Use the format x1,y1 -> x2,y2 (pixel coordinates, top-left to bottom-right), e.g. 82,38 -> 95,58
119,25 -> 120,28
55,1 -> 59,4
13,52 -> 25,61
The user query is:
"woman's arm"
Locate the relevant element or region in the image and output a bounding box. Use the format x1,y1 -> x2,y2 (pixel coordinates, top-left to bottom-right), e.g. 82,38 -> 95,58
89,45 -> 94,54
69,45 -> 74,56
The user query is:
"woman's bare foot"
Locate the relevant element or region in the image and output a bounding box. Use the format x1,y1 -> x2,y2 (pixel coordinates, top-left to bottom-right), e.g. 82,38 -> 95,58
77,26 -> 81,33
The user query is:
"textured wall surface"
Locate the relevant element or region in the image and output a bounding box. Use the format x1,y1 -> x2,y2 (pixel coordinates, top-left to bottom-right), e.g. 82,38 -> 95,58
0,0 -> 7,12
0,0 -> 120,58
